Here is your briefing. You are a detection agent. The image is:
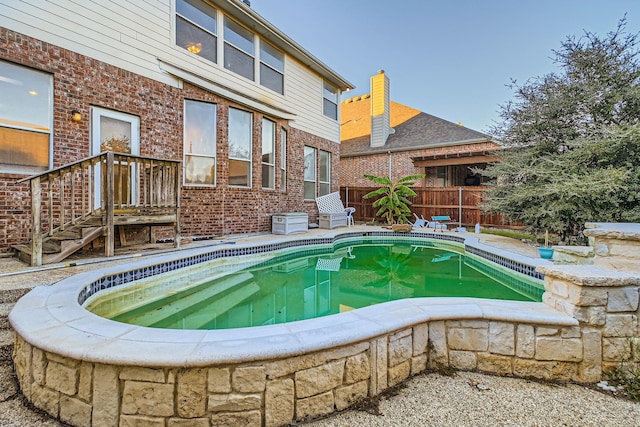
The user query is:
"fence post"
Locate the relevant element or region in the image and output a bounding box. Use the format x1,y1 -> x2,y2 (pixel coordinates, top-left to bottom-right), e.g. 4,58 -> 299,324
458,186 -> 463,229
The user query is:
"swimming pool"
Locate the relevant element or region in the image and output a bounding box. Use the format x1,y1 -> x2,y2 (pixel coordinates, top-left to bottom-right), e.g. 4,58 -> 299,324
12,229 -> 578,427
86,238 -> 544,330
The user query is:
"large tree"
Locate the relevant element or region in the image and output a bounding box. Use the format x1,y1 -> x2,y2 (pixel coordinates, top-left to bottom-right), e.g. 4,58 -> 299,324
481,18 -> 640,241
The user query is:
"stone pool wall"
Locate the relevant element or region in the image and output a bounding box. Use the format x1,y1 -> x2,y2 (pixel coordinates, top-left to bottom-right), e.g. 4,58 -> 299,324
14,317 -> 589,427
10,223 -> 640,426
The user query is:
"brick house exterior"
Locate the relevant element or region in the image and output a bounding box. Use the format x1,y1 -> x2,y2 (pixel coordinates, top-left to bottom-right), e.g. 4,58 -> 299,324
340,71 -> 500,188
0,1 -> 352,255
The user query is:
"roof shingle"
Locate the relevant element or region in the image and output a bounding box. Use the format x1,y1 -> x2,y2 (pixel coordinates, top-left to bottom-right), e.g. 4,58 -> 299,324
340,96 -> 492,157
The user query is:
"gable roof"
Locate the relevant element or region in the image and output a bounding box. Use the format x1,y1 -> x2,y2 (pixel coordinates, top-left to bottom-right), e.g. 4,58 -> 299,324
340,95 -> 493,157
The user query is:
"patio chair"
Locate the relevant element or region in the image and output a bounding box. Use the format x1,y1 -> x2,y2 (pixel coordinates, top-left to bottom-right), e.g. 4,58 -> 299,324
409,213 -> 428,228
345,207 -> 356,227
315,192 -> 354,229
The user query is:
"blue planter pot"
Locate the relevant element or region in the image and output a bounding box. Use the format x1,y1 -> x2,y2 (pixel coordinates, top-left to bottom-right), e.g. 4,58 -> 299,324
538,247 -> 554,259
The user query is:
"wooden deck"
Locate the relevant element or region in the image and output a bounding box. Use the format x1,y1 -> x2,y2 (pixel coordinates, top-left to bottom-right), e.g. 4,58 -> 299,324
15,152 -> 181,266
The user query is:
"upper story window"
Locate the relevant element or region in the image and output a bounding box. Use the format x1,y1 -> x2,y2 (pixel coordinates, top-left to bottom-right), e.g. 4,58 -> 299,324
323,81 -> 338,120
228,107 -> 253,187
184,100 -> 217,186
176,0 -> 218,63
175,2 -> 287,95
0,60 -> 52,174
224,17 -> 255,81
260,41 -> 284,94
261,118 -> 275,189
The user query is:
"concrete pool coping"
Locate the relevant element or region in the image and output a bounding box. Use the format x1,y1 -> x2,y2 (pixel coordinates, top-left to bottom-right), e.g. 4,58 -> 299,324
9,228 -> 575,367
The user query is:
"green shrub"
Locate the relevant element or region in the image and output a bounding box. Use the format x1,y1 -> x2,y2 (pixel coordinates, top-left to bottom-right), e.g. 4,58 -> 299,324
480,228 -> 534,241
604,340 -> 640,401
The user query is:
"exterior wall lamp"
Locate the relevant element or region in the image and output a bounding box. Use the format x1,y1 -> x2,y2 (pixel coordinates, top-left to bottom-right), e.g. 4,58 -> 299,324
71,109 -> 82,122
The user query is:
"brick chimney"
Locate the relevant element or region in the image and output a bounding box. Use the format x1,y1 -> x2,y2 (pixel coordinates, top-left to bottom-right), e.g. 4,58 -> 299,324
370,70 -> 391,148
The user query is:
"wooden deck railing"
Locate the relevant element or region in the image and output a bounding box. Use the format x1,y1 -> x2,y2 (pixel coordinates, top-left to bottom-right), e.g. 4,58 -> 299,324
341,186 -> 520,228
19,152 -> 181,265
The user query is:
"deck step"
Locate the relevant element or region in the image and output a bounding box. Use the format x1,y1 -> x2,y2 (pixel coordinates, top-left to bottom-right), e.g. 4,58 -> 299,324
50,228 -> 83,240
12,226 -> 104,266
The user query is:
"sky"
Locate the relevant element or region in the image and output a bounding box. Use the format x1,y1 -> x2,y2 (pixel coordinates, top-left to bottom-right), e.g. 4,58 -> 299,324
249,0 -> 639,133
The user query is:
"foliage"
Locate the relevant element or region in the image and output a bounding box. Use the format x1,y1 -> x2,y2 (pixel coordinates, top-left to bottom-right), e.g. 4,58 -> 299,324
363,174 -> 425,225
479,18 -> 640,241
480,228 -> 534,241
604,340 -> 640,401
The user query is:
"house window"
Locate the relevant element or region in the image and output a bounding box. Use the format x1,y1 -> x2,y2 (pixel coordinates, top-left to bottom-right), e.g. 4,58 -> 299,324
184,100 -> 217,186
323,81 -> 338,120
280,128 -> 287,192
436,166 -> 447,187
319,150 -> 331,196
0,60 -> 52,173
303,146 -> 316,200
260,41 -> 284,94
228,107 -> 252,187
224,17 -> 254,81
261,118 -> 275,189
175,0 -> 217,63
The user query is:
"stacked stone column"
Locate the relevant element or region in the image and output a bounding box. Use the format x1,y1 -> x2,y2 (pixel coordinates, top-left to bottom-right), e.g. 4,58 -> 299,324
540,223 -> 640,380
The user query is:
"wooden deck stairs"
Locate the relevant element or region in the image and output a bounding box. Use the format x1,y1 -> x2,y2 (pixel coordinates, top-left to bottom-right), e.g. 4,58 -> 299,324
12,219 -> 103,265
15,152 -> 181,266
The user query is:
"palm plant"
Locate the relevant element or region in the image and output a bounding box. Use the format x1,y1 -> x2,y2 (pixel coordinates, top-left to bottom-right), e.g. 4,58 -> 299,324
363,173 -> 425,225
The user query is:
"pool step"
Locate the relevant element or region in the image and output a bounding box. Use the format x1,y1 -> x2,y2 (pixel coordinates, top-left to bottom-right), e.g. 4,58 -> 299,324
161,281 -> 261,329
111,272 -> 257,328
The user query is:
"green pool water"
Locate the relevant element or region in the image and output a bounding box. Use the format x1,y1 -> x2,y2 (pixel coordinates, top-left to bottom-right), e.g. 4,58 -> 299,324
86,241 -> 544,330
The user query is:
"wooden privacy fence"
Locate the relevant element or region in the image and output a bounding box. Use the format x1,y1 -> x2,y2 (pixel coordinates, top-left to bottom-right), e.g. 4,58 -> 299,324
340,186 -> 520,228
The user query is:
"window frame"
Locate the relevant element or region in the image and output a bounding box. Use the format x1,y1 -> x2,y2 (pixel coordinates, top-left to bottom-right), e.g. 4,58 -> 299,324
261,118 -> 275,190
175,0 -> 218,63
0,60 -> 53,174
322,81 -> 338,120
183,99 -> 217,187
303,146 -> 316,200
280,128 -> 287,192
223,16 -> 255,81
259,40 -> 284,94
318,150 -> 331,196
228,107 -> 253,188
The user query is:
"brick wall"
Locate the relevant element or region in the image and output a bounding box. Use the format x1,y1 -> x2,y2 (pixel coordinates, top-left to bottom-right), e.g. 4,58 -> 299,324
0,28 -> 338,253
339,142 -> 499,187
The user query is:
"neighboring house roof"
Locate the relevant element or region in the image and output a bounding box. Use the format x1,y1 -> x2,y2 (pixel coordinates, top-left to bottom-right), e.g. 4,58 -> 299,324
340,95 -> 494,157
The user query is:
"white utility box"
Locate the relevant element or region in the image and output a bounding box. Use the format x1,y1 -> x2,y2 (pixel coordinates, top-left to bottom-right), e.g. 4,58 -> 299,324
272,212 -> 308,235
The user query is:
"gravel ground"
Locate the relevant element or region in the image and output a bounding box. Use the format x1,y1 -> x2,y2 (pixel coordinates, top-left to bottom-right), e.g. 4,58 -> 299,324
302,371 -> 640,427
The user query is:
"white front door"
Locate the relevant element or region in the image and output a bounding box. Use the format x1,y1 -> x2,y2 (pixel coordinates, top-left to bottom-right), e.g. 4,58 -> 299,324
91,108 -> 140,209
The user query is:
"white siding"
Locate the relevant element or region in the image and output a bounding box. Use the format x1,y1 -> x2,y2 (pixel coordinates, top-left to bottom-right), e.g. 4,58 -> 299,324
0,0 -> 340,142
285,58 -> 340,142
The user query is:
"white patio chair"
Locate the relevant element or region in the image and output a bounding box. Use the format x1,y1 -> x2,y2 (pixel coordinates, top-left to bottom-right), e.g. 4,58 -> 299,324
315,192 -> 354,229
409,213 -> 427,228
